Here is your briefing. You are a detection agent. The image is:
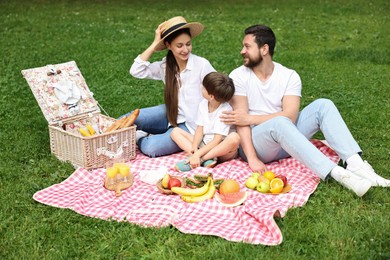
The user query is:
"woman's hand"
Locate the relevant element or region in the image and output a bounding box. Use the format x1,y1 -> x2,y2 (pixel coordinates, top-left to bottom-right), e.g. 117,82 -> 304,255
152,22 -> 164,45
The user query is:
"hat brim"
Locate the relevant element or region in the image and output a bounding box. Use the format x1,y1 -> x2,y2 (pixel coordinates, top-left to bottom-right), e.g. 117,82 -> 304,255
154,22 -> 204,51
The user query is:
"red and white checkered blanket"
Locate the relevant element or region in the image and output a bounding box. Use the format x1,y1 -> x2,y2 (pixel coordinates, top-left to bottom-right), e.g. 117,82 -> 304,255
33,140 -> 339,245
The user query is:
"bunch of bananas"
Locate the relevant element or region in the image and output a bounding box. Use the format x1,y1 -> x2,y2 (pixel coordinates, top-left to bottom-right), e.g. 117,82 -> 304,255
79,123 -> 97,137
171,176 -> 216,203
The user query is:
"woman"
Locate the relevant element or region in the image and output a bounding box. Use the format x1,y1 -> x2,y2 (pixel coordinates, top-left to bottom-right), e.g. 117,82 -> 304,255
127,16 -> 215,157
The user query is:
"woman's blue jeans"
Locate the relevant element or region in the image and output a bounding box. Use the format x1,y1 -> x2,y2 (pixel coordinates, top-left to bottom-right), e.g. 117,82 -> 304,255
124,104 -> 189,158
239,98 -> 362,179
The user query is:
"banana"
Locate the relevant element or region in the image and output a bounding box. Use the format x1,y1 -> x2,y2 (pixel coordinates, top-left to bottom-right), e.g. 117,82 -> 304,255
79,128 -> 91,137
171,177 -> 211,196
86,123 -> 96,135
181,179 -> 216,203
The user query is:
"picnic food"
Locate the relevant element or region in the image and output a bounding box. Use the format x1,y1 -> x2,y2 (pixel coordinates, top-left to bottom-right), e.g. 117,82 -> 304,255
180,177 -> 216,203
161,174 -> 170,189
156,176 -> 185,195
185,174 -> 224,189
105,109 -> 140,133
79,128 -> 91,137
251,172 -> 261,179
245,176 -> 258,189
277,175 -> 288,186
256,181 -> 270,193
263,171 -> 275,181
168,177 -> 182,189
246,171 -> 291,194
214,191 -> 248,207
219,179 -> 240,195
86,123 -> 96,135
171,177 -> 212,196
270,178 -> 284,194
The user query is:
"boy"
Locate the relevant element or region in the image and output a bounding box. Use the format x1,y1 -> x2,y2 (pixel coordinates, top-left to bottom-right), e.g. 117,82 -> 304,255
171,72 -> 240,171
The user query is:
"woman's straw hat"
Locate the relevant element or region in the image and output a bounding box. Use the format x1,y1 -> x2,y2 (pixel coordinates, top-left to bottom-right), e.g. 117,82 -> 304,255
154,16 -> 204,51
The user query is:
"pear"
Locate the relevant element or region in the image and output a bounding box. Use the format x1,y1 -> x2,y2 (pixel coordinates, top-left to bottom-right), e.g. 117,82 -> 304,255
161,174 -> 170,189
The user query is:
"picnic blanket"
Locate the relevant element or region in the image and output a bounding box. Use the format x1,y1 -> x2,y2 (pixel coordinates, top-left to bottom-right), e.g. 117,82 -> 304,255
33,140 -> 339,245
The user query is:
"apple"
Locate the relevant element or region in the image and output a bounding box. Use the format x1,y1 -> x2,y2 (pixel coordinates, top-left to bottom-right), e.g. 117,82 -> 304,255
251,172 -> 261,179
245,177 -> 259,189
276,175 -> 288,186
161,174 -> 170,189
168,177 -> 182,190
258,175 -> 270,185
256,181 -> 270,193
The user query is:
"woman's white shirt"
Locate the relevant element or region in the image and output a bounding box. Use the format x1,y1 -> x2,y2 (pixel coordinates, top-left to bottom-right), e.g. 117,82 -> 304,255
130,53 -> 215,133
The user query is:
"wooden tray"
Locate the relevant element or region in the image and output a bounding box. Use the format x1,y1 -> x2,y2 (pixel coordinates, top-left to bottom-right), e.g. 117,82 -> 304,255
104,174 -> 134,197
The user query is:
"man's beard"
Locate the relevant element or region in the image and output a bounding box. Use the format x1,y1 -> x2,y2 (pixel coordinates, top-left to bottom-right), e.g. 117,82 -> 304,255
243,54 -> 263,68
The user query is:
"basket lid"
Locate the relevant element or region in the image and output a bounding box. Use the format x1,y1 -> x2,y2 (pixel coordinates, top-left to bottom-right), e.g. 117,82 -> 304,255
21,61 -> 100,125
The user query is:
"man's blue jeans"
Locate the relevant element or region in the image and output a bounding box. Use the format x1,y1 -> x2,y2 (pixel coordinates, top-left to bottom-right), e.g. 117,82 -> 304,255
240,99 -> 362,179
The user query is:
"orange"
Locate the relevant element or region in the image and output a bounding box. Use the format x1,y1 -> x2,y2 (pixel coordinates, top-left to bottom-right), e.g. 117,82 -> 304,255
263,171 -> 275,181
270,178 -> 284,194
219,179 -> 240,195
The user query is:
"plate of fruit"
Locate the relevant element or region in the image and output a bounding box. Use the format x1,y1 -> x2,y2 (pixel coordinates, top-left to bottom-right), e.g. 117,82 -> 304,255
245,171 -> 291,194
156,174 -> 186,195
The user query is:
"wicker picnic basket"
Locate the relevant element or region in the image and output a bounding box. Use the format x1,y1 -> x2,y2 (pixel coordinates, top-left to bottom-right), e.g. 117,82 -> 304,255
22,61 -> 136,169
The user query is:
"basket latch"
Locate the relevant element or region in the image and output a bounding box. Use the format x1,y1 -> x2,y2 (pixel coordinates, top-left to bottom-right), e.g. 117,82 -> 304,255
96,140 -> 128,159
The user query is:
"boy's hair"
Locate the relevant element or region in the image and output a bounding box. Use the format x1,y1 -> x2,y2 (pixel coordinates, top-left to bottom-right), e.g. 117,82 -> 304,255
244,24 -> 276,57
203,72 -> 235,103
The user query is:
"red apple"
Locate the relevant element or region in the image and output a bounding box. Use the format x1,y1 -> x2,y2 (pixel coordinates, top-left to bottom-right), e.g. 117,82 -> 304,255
276,175 -> 288,186
168,177 -> 182,190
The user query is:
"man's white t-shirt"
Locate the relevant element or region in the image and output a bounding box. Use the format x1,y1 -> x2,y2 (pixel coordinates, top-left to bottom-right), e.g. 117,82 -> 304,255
229,62 -> 302,116
195,99 -> 232,144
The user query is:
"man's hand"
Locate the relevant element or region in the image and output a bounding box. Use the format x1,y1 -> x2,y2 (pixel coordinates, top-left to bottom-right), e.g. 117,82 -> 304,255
248,157 -> 268,174
220,110 -> 250,126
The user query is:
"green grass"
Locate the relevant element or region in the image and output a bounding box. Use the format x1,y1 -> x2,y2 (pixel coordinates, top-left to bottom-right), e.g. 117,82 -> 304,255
1,0 -> 389,258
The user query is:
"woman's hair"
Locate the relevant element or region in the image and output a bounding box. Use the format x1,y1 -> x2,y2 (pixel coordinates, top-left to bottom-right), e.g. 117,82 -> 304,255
164,28 -> 191,126
203,72 -> 235,103
244,25 -> 276,57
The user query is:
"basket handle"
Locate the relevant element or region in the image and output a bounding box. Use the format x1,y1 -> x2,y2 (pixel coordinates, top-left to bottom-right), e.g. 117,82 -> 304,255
96,140 -> 129,159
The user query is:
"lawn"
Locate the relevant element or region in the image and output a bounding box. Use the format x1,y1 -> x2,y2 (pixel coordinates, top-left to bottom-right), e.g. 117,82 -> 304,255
1,0 -> 389,259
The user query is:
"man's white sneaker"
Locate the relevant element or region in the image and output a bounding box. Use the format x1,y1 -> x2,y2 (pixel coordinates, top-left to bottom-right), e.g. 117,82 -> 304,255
346,161 -> 390,187
330,166 -> 372,197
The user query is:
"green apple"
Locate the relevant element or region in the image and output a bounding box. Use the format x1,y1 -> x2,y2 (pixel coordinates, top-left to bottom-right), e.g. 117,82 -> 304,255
256,181 -> 270,193
245,177 -> 259,189
251,172 -> 261,179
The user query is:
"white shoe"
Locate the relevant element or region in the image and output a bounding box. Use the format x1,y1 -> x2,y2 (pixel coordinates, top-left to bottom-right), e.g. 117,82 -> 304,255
136,130 -> 149,143
347,161 -> 390,187
331,166 -> 372,197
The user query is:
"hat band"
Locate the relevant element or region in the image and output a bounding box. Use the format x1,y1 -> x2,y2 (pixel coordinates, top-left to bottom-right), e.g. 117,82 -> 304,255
161,23 -> 187,38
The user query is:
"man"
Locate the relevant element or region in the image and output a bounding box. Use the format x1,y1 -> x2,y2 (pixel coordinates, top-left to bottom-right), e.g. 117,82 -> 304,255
221,24 -> 390,197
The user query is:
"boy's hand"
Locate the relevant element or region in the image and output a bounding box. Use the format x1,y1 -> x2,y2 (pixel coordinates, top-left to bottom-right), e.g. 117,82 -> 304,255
189,155 -> 201,169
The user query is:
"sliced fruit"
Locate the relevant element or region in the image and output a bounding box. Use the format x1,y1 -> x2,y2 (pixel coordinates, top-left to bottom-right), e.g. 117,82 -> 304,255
270,177 -> 284,194
214,191 -> 248,207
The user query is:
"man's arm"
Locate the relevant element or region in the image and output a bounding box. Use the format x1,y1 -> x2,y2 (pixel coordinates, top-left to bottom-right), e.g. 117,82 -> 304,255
221,95 -> 300,126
